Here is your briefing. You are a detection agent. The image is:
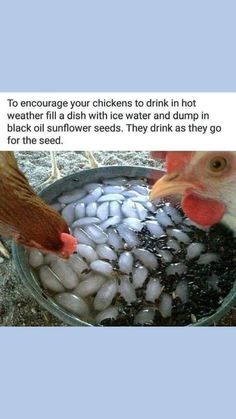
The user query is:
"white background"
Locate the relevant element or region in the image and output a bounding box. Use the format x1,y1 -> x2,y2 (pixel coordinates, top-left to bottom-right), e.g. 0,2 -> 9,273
0,92 -> 235,150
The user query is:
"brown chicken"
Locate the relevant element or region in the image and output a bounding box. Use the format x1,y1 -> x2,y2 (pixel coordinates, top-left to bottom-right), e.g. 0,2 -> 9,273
0,152 -> 76,258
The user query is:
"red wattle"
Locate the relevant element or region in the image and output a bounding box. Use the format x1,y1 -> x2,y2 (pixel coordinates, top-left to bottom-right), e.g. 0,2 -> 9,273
182,194 -> 226,227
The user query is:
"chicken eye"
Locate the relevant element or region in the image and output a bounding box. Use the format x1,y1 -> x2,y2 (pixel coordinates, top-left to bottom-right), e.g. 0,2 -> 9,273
208,156 -> 227,173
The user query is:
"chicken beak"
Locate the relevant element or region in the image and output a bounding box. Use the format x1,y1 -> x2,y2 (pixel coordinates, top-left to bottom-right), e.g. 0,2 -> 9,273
149,172 -> 197,201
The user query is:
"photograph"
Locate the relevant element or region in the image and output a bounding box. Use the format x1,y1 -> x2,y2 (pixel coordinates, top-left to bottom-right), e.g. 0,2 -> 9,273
1,151 -> 235,327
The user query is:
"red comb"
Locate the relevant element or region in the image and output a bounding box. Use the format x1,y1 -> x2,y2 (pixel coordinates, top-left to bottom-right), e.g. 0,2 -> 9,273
166,152 -> 194,173
60,233 -> 77,257
150,151 -> 167,160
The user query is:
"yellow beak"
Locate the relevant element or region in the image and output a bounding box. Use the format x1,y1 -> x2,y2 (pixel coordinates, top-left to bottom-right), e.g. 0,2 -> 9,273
149,172 -> 197,201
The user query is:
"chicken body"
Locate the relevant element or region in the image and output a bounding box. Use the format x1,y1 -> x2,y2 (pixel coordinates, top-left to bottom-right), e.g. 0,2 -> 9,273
150,151 -> 236,233
0,152 -> 76,257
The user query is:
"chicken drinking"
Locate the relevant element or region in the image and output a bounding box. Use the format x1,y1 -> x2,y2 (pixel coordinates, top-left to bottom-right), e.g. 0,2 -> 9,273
0,152 -> 76,258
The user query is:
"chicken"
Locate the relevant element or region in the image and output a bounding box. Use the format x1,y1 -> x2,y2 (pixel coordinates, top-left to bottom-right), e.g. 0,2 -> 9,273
150,151 -> 236,232
0,152 -> 77,258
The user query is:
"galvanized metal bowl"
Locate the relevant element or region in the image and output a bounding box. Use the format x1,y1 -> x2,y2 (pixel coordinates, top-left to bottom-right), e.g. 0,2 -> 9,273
12,166 -> 236,326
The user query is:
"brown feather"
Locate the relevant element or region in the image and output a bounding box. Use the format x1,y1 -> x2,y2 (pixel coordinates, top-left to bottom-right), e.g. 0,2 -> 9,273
0,152 -> 69,254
